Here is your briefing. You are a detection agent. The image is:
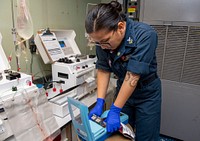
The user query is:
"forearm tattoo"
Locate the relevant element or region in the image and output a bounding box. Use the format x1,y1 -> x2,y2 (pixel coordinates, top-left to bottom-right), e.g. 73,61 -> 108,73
125,71 -> 139,87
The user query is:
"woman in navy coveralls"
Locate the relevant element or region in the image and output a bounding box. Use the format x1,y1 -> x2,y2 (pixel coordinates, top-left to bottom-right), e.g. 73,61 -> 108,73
85,1 -> 161,141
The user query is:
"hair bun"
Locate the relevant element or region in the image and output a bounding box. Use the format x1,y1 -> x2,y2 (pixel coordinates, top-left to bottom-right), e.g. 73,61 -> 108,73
110,1 -> 122,13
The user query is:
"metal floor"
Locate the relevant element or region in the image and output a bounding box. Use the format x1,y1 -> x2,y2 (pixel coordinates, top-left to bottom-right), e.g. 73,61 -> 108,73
159,135 -> 180,141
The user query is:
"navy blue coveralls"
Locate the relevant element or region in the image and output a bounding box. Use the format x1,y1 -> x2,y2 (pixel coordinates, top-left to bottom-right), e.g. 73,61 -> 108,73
96,19 -> 161,141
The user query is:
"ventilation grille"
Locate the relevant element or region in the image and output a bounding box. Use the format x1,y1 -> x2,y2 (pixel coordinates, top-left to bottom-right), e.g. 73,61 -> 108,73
163,26 -> 188,81
152,25 -> 166,77
151,25 -> 200,85
182,26 -> 200,85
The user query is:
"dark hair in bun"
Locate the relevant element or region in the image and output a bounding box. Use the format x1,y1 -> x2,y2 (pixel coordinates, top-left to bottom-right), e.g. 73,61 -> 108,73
110,1 -> 122,13
85,1 -> 126,33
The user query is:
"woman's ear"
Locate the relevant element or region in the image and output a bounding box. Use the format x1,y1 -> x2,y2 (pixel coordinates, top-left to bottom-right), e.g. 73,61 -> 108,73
117,21 -> 126,34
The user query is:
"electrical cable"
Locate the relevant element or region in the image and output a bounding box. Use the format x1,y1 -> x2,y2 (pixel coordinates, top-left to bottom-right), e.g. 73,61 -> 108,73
30,53 -> 33,74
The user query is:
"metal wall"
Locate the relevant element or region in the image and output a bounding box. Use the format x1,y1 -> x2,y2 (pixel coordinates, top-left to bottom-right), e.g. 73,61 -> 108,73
161,80 -> 200,141
138,1 -> 200,140
140,0 -> 200,26
153,25 -> 200,141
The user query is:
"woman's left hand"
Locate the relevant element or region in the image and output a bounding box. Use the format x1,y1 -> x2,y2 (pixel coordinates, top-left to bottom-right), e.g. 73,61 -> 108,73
105,103 -> 122,133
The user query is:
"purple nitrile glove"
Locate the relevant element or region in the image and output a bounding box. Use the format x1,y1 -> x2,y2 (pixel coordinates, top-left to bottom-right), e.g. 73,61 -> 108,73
88,98 -> 105,119
105,103 -> 122,133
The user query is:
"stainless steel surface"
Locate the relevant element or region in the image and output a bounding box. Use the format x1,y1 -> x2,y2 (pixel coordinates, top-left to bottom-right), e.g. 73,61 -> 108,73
153,25 -> 200,140
161,80 -> 200,141
136,1 -> 200,140
140,0 -> 200,25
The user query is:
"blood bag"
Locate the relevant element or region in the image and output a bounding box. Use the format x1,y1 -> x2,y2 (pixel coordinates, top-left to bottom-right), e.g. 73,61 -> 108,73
16,0 -> 33,40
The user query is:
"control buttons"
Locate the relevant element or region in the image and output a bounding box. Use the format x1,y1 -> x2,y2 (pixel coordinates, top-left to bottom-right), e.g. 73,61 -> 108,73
60,89 -> 63,93
45,92 -> 48,97
12,86 -> 17,91
58,58 -> 64,62
58,57 -> 73,63
26,80 -> 32,86
53,87 -> 56,92
6,72 -> 21,80
76,66 -> 80,70
76,58 -> 80,62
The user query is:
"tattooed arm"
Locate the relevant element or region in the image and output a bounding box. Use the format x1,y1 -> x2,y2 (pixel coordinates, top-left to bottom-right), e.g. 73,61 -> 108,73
114,71 -> 140,108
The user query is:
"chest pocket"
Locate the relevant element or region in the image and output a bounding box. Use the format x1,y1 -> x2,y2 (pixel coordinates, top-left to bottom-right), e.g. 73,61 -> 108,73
110,47 -> 135,78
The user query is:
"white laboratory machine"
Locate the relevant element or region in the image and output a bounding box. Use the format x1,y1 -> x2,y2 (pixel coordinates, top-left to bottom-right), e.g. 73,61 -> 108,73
0,33 -> 59,141
35,29 -> 97,117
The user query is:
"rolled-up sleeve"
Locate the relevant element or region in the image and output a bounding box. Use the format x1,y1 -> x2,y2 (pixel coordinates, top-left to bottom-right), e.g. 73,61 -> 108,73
127,30 -> 158,75
96,47 -> 112,72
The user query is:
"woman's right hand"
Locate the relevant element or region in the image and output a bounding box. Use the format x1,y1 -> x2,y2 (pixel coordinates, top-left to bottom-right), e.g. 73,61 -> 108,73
88,98 -> 105,119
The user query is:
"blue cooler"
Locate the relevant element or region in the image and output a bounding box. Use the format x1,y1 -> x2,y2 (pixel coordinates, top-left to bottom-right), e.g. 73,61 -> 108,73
67,97 -> 128,141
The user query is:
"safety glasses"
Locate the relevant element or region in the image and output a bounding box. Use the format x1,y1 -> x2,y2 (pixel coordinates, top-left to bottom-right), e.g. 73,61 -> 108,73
89,31 -> 115,48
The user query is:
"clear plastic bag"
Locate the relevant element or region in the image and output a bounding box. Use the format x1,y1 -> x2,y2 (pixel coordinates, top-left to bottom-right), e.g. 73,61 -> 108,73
2,87 -> 60,141
16,0 -> 33,40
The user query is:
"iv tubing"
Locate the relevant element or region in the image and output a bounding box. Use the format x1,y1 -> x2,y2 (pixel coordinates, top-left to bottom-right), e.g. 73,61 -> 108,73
11,0 -> 20,71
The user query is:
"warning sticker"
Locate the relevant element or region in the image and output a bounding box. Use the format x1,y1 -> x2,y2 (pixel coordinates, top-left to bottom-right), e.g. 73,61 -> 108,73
128,8 -> 136,13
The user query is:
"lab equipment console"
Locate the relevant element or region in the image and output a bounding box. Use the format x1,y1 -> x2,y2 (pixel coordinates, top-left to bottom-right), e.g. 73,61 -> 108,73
35,30 -> 97,99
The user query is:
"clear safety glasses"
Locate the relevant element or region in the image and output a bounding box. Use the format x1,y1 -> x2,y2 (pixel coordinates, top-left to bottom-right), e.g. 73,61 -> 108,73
89,31 -> 115,48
